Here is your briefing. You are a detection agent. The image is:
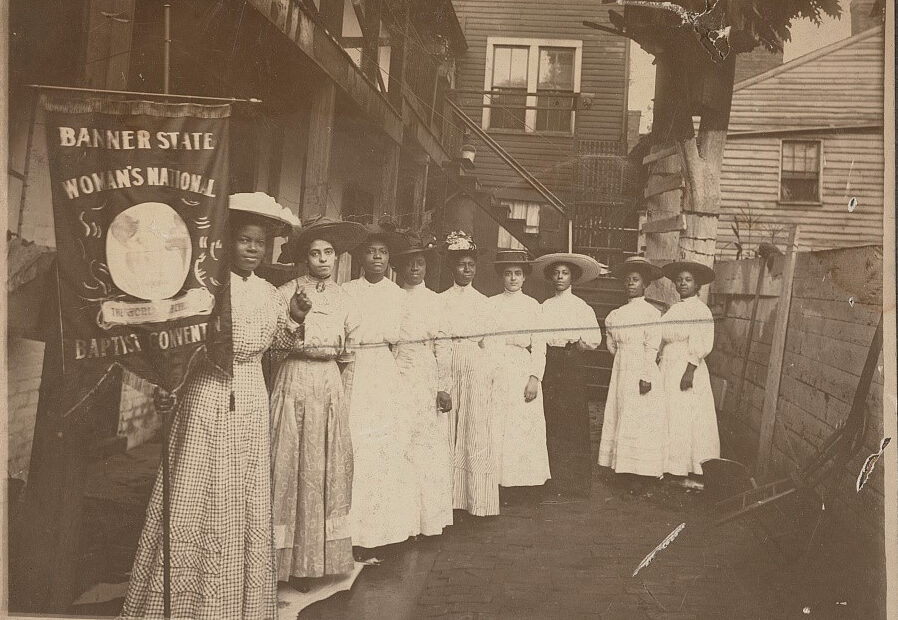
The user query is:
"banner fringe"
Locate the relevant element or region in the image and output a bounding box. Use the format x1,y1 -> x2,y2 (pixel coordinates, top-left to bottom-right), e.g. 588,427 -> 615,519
41,95 -> 232,119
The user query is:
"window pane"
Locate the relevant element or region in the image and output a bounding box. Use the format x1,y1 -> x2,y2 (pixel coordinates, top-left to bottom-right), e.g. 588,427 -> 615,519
781,140 -> 820,201
489,90 -> 526,130
538,48 -> 574,90
493,46 -> 528,88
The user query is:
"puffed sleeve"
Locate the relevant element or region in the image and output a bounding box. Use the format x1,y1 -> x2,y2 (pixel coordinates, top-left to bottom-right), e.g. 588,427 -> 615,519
529,302 -> 546,381
642,307 -> 662,381
604,311 -> 617,356
477,295 -> 495,349
686,302 -> 715,367
578,299 -> 603,349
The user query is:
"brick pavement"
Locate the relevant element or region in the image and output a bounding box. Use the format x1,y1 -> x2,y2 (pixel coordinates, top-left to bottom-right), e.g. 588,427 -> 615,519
301,474 -> 885,620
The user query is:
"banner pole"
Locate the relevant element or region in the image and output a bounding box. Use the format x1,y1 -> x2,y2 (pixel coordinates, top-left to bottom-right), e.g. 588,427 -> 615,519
28,83 -> 262,104
162,5 -> 172,617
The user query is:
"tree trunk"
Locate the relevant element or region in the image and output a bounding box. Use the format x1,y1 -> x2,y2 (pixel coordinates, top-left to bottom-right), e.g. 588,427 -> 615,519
651,36 -> 736,274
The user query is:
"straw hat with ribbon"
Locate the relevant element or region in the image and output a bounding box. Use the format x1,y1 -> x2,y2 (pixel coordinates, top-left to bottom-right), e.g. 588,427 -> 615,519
609,256 -> 663,282
662,260 -> 716,286
532,252 -> 607,286
492,249 -> 536,275
278,215 -> 367,263
229,192 -> 300,236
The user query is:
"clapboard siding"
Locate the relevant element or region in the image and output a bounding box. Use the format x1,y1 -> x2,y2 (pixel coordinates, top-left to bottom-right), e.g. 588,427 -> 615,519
728,27 -> 884,133
716,132 -> 884,259
453,0 -> 627,198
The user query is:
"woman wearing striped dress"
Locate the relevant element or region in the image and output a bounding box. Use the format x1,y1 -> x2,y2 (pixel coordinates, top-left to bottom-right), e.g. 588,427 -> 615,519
121,193 -> 303,620
439,231 -> 499,517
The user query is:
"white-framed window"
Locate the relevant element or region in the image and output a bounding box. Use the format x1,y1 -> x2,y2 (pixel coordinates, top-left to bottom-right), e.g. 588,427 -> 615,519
483,37 -> 582,134
780,139 -> 822,203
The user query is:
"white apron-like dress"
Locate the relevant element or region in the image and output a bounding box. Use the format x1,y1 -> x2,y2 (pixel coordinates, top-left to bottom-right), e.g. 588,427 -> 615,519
659,295 -> 719,476
489,290 -> 551,487
342,276 -> 419,547
597,296 -> 666,477
440,282 -> 499,516
122,272 -> 297,620
395,282 -> 454,536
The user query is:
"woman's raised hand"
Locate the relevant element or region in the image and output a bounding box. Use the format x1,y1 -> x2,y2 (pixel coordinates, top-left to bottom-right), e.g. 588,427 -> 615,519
290,282 -> 313,324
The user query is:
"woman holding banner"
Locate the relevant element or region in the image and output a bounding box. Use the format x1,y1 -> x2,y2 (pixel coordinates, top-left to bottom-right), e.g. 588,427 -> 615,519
121,193 -> 304,620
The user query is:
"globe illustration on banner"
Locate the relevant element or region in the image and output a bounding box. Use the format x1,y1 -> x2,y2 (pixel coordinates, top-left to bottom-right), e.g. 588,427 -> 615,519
106,202 -> 192,301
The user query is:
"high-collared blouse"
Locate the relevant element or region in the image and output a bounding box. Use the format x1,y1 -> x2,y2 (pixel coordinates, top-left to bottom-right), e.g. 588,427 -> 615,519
489,289 -> 546,381
540,287 -> 602,349
439,282 -> 493,346
342,276 -> 405,353
276,274 -> 359,360
399,282 -> 451,393
604,296 -> 662,382
660,295 -> 714,367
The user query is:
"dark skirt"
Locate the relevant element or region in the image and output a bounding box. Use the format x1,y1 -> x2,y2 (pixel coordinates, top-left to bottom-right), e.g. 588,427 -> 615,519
543,346 -> 592,496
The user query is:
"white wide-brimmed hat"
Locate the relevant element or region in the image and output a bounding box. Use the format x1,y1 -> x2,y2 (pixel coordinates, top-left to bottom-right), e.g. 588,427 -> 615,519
533,252 -> 607,285
229,192 -> 300,236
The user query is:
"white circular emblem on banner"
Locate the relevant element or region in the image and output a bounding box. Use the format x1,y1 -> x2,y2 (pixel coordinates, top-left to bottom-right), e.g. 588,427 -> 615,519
106,202 -> 192,301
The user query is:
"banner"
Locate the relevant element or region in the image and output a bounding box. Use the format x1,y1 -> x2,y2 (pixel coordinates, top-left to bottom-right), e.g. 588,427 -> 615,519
42,96 -> 233,411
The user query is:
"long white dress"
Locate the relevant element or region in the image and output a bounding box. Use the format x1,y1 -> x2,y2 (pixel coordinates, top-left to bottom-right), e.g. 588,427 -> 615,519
395,282 -> 454,536
342,276 -> 419,547
659,295 -> 719,476
488,290 -> 551,487
440,282 -> 499,516
597,296 -> 666,477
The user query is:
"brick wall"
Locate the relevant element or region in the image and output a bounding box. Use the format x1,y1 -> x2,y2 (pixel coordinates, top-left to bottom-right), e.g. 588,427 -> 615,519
7,338 -> 46,480
6,344 -> 161,480
707,245 -> 885,542
734,46 -> 783,84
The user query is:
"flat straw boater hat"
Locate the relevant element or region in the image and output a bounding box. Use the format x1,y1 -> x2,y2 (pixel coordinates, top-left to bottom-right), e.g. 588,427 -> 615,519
492,249 -> 535,275
229,192 -> 300,236
359,213 -> 410,254
662,260 -> 716,286
532,252 -> 607,286
279,214 -> 367,263
609,256 -> 663,282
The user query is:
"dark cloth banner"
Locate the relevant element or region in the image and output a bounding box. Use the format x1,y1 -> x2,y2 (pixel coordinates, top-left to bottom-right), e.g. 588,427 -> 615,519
42,96 -> 233,413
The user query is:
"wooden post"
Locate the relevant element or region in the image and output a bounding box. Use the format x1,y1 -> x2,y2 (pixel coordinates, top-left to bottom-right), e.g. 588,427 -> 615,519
301,82 -> 336,219
379,139 -> 400,217
755,225 -> 800,479
733,256 -> 768,415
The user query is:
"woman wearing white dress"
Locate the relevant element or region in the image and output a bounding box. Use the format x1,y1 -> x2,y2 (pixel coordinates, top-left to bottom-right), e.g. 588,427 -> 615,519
659,261 -> 720,477
598,257 -> 667,485
342,219 -> 420,550
488,250 -> 550,504
439,231 -> 499,517
392,232 -> 454,536
533,252 -> 605,497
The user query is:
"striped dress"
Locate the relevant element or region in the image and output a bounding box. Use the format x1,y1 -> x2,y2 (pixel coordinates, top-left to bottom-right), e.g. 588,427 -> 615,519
440,283 -> 499,516
121,272 -> 297,620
